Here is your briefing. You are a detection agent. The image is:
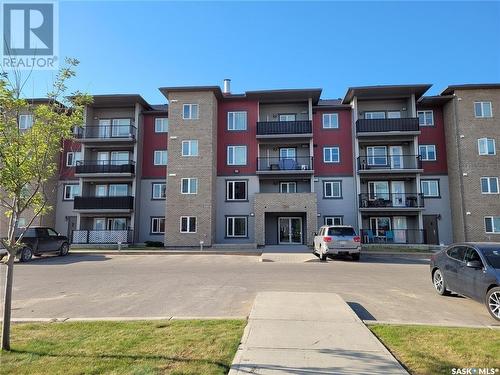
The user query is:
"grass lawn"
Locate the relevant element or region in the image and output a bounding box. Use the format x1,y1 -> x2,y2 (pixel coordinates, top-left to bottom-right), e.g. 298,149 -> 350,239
0,320 -> 245,375
369,324 -> 500,375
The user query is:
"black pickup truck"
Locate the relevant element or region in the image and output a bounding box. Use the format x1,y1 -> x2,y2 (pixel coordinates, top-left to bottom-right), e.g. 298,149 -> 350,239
3,227 -> 70,262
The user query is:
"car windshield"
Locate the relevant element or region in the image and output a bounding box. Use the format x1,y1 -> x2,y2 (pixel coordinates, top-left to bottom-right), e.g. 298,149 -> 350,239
328,227 -> 356,236
482,248 -> 500,269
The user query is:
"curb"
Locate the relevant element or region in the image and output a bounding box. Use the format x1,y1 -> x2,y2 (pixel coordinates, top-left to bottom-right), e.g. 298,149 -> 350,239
69,250 -> 262,256
8,316 -> 248,323
361,251 -> 433,257
364,320 -> 500,329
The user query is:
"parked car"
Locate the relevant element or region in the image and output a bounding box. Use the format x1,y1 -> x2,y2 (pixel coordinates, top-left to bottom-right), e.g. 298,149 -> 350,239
13,227 -> 70,262
313,225 -> 361,261
430,242 -> 500,321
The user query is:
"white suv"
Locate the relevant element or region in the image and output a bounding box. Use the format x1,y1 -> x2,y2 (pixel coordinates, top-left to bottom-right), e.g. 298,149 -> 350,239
313,225 -> 361,261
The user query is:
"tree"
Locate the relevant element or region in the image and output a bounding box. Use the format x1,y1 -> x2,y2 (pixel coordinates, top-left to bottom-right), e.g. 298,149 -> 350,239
0,58 -> 91,350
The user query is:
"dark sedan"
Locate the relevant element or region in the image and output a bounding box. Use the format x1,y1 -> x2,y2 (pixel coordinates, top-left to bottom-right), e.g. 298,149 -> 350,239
430,242 -> 500,321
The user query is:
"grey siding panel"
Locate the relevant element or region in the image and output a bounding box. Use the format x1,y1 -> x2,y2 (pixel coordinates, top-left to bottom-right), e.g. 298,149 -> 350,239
315,177 -> 357,228
55,181 -> 79,237
421,175 -> 453,244
138,180 -> 166,243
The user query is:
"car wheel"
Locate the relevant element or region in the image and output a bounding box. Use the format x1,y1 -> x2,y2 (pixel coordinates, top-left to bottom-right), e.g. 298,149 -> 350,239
352,253 -> 360,261
59,243 -> 69,256
320,246 -> 327,262
432,269 -> 450,296
19,247 -> 33,262
486,287 -> 500,321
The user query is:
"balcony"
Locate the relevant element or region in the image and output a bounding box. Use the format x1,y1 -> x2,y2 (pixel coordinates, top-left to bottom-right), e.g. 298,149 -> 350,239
357,155 -> 422,174
256,120 -> 312,138
74,196 -> 134,211
356,118 -> 419,135
76,125 -> 137,142
75,160 -> 135,176
359,193 -> 424,210
72,230 -> 134,244
360,229 -> 425,244
256,157 -> 313,175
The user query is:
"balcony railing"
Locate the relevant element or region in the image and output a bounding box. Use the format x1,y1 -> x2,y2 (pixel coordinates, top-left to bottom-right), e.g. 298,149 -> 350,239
358,155 -> 422,171
359,193 -> 424,208
75,160 -> 135,174
74,196 -> 134,210
72,230 -> 133,244
360,229 -> 426,244
257,120 -> 312,135
356,118 -> 419,133
76,125 -> 137,140
257,156 -> 313,172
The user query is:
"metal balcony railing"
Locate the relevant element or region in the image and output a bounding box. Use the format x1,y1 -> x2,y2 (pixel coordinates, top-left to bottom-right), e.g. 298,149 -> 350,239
359,193 -> 424,208
357,155 -> 422,171
76,125 -> 136,140
257,120 -> 312,135
72,230 -> 134,244
360,229 -> 426,244
257,156 -> 313,172
73,196 -> 134,210
356,118 -> 419,133
75,160 -> 135,174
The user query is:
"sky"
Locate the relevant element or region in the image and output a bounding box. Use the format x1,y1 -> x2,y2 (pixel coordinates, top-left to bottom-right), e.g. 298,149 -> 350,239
19,1 -> 500,104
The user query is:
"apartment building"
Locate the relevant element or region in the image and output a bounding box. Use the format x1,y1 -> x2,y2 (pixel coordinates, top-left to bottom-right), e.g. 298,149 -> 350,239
6,81 -> 497,248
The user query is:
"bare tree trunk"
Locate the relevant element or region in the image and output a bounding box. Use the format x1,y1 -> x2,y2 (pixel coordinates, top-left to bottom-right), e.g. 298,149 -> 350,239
1,253 -> 15,351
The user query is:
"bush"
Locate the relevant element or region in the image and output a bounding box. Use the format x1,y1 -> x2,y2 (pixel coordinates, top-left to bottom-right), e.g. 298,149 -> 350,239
145,241 -> 164,247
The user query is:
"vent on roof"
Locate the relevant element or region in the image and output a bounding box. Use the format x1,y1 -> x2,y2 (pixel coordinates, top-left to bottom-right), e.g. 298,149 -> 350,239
223,79 -> 231,94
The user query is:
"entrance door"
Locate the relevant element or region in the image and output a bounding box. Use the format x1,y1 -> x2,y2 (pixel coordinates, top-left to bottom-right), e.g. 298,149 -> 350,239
98,119 -> 110,138
423,215 -> 439,245
393,216 -> 407,243
391,181 -> 405,207
278,217 -> 302,244
390,146 -> 403,169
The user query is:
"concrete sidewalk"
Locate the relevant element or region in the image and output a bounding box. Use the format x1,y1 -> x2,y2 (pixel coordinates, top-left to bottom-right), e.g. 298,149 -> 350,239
229,292 -> 408,374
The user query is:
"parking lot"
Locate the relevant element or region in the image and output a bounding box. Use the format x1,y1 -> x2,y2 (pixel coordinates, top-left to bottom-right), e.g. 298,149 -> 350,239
0,253 -> 497,327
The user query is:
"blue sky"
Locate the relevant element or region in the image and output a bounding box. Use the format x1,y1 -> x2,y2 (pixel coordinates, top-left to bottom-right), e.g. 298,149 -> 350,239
22,1 -> 500,104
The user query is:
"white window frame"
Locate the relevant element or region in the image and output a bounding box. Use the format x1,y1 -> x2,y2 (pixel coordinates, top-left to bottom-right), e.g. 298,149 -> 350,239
366,146 -> 387,166
421,180 -> 440,197
182,104 -> 199,120
66,151 -> 82,167
325,216 -> 343,226
226,180 -> 247,201
227,111 -> 247,131
417,110 -> 434,126
181,140 -> 199,157
19,114 -> 33,130
322,113 -> 339,129
154,150 -> 168,165
227,145 -> 247,166
364,111 -> 386,119
181,178 -> 198,194
484,216 -> 500,233
419,145 -> 436,161
324,181 -> 342,198
150,217 -> 165,234
226,216 -> 248,238
154,118 -> 168,133
323,147 -> 340,163
480,177 -> 499,194
280,182 -> 297,193
474,101 -> 493,118
63,184 -> 80,200
152,183 -> 166,200
478,138 -> 496,155
180,216 -> 197,233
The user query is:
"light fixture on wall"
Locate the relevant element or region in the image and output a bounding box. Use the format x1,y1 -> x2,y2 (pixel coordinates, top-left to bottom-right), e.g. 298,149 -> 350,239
250,213 -> 255,217
234,169 -> 240,174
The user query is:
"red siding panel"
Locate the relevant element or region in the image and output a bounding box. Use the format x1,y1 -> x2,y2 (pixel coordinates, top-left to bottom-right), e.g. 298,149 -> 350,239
59,140 -> 81,180
142,114 -> 168,178
417,105 -> 448,175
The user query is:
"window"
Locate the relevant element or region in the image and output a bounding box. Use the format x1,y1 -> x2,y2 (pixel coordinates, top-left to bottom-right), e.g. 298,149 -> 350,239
226,180 -> 247,201
368,181 -> 389,200
485,217 -> 500,233
418,110 -> 434,126
226,216 -> 247,237
421,180 -> 440,197
474,101 -> 492,118
322,113 -> 339,129
182,140 -> 198,156
183,104 -> 199,119
480,177 -> 499,194
155,118 -> 168,133
66,151 -> 82,167
108,184 -> 128,196
279,114 -> 296,121
419,145 -> 436,161
151,217 -> 165,234
365,112 -> 386,119
19,114 -> 33,130
387,111 -> 401,119
152,183 -> 166,199
324,181 -> 342,198
181,178 -> 198,194
227,111 -> 247,131
63,184 -> 80,200
280,182 -> 297,193
325,216 -> 343,226
154,150 -> 168,165
370,217 -> 391,236
180,216 -> 196,233
447,246 -> 466,261
111,119 -> 132,137
110,151 -> 129,165
18,218 -> 27,227
227,145 -> 247,165
323,147 -> 340,163
478,138 -> 496,155
366,146 -> 387,166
